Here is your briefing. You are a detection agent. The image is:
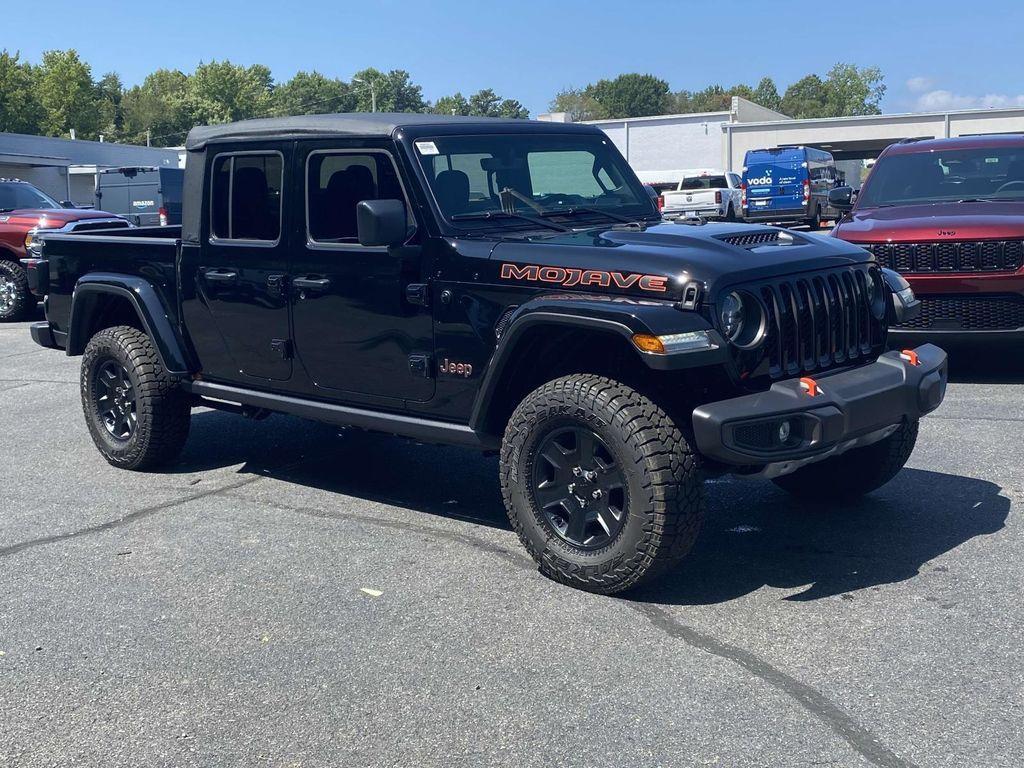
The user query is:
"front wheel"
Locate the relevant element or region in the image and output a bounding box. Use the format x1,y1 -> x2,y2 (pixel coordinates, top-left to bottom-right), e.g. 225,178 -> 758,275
81,326 -> 192,470
500,375 -> 704,594
772,420 -> 919,501
0,260 -> 33,322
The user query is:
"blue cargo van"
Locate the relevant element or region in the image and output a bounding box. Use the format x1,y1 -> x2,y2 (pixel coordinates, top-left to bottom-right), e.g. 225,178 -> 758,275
741,147 -> 837,228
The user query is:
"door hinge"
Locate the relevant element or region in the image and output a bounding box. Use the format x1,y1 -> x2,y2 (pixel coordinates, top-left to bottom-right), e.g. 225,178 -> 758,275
408,353 -> 433,379
405,283 -> 430,307
271,339 -> 293,360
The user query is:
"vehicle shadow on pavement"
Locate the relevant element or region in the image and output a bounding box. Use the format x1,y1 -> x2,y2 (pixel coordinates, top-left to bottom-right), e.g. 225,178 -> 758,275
176,410 -> 510,529
635,468 -> 1010,605
945,346 -> 1024,384
175,413 -> 1009,605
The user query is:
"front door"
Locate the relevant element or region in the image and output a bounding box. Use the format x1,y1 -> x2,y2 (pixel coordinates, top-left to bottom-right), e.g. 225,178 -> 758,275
182,147 -> 292,383
288,143 -> 434,403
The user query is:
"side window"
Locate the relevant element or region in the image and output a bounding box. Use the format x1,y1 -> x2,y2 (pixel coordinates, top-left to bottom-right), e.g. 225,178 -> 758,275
306,152 -> 406,244
209,153 -> 283,242
728,173 -> 741,188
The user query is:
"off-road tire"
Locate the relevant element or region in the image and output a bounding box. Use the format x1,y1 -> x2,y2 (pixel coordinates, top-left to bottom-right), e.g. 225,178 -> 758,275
81,326 -> 191,470
772,419 -> 919,501
0,259 -> 33,323
500,374 -> 704,594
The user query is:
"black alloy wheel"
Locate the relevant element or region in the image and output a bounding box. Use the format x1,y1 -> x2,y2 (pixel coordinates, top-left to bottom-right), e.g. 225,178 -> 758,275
531,425 -> 628,549
94,359 -> 138,440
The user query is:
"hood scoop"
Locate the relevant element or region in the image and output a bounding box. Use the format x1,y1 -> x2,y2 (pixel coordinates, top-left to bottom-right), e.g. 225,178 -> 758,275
717,230 -> 801,248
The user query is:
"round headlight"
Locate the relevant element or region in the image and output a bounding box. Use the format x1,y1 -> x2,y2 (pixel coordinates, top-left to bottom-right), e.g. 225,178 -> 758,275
866,270 -> 887,319
719,290 -> 767,349
720,292 -> 745,340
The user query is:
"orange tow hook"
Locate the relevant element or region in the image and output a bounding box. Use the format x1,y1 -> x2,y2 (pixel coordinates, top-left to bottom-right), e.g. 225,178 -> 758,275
900,349 -> 920,366
799,377 -> 820,397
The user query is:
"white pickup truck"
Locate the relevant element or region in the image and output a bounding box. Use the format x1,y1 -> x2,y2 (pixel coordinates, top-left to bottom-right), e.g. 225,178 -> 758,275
660,169 -> 742,221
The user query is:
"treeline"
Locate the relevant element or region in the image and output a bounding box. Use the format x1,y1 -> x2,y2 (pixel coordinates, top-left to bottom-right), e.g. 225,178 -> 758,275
549,64 -> 886,121
0,49 -> 530,147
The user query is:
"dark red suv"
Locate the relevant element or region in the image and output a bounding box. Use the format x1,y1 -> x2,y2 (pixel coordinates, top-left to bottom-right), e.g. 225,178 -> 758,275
831,135 -> 1024,345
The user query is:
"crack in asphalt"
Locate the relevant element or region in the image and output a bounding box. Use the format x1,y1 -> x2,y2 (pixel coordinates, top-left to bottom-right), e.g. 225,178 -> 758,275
0,378 -> 76,386
226,489 -> 917,768
0,464 -> 310,559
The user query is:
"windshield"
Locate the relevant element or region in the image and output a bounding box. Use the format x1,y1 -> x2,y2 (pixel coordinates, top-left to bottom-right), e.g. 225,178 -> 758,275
859,146 -> 1024,207
680,176 -> 728,190
0,181 -> 60,212
414,133 -> 654,225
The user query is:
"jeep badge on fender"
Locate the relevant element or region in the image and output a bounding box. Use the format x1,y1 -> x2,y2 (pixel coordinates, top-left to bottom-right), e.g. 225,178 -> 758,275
28,113 -> 947,595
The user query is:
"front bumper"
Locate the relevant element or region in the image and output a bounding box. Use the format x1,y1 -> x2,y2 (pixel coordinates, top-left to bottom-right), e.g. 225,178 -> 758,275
692,344 -> 947,469
30,321 -> 58,349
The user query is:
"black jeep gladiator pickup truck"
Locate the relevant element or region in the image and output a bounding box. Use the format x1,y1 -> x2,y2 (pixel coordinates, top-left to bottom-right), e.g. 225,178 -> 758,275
27,113 -> 948,594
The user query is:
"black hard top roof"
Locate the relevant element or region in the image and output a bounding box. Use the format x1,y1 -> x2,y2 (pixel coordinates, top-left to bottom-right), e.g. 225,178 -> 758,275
185,113 -> 600,151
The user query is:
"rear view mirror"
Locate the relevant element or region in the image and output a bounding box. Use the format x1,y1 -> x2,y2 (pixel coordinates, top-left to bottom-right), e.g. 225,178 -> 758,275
357,199 -> 408,247
828,186 -> 855,211
60,200 -> 77,208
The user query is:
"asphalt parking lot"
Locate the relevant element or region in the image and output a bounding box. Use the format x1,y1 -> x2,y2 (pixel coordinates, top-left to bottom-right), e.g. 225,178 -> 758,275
1,319 -> 1021,768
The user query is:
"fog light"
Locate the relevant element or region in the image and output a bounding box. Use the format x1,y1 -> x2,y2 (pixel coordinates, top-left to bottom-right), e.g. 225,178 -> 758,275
778,420 -> 791,443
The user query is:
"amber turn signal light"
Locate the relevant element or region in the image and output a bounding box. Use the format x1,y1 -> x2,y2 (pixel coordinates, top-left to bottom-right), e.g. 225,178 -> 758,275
631,334 -> 666,354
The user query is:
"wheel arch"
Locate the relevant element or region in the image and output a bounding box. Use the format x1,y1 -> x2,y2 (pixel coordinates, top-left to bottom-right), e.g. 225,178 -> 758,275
469,297 -> 728,440
67,275 -> 191,375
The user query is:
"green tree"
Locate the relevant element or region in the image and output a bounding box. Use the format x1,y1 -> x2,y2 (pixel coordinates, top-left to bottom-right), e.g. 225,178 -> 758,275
496,98 -> 529,119
468,88 -> 501,116
95,72 -> 124,140
121,69 -> 190,146
432,92 -> 470,115
351,68 -> 426,113
274,71 -> 354,116
823,63 -> 885,116
781,74 -> 830,119
0,50 -> 43,134
549,87 -> 605,121
753,76 -> 782,112
584,73 -> 669,118
186,60 -> 274,125
35,49 -> 99,138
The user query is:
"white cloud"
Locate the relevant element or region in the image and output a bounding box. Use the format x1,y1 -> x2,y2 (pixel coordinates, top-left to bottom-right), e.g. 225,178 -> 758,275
914,89 -> 1024,111
906,76 -> 933,93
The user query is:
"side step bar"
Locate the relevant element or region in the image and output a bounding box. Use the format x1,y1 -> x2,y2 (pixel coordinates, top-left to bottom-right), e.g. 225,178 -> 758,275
184,380 -> 494,450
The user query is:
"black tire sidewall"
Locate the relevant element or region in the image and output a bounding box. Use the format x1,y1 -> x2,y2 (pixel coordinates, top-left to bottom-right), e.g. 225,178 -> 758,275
82,331 -> 147,463
0,259 -> 32,322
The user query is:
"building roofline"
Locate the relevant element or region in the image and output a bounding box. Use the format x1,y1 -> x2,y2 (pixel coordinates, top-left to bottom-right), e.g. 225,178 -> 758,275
724,105 -> 1024,131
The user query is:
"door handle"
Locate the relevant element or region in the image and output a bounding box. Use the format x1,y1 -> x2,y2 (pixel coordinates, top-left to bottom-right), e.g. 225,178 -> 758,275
292,277 -> 331,291
204,269 -> 238,283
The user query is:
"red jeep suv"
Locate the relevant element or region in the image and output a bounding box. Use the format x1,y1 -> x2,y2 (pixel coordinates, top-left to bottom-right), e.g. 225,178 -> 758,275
1,179 -> 129,322
831,135 -> 1024,345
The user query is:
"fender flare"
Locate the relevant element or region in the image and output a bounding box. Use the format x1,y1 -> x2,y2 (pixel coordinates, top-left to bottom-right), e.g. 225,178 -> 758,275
468,293 -> 728,433
67,273 -> 191,375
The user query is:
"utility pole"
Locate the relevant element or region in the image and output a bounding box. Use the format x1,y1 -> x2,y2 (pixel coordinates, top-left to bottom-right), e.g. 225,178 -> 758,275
146,130 -> 151,147
353,77 -> 378,113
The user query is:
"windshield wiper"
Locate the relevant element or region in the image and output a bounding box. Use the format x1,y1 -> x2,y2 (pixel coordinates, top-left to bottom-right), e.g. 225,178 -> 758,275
539,206 -> 637,224
450,210 -> 571,232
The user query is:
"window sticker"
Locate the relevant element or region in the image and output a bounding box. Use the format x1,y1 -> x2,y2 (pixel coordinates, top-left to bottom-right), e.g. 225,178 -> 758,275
415,141 -> 440,156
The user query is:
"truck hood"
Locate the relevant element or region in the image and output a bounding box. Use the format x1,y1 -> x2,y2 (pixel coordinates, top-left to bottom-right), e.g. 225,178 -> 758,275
488,221 -> 869,300
834,201 -> 1024,243
0,208 -> 121,228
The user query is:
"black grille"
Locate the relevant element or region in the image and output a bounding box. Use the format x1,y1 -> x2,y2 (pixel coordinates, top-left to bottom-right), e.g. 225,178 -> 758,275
720,231 -> 780,247
862,240 -> 1024,274
897,295 -> 1024,330
67,220 -> 130,232
750,265 -> 886,380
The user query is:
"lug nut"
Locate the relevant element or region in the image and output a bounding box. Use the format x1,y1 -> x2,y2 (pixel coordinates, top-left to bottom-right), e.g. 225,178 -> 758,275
592,489 -> 603,500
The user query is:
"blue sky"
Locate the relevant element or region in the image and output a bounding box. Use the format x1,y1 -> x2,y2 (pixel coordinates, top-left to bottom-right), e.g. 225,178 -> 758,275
6,0 -> 1023,117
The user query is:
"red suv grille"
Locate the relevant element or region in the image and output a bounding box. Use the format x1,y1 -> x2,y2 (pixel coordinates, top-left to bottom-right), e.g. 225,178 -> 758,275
859,240 -> 1024,274
897,294 -> 1024,331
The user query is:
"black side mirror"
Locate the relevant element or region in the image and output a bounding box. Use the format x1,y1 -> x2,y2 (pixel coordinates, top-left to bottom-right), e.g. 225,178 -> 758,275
357,199 -> 408,247
828,186 -> 855,211
60,200 -> 77,208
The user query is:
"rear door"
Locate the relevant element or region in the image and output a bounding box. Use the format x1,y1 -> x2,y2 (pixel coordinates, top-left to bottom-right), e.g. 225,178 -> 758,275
182,146 -> 293,383
286,141 -> 434,403
745,150 -> 806,213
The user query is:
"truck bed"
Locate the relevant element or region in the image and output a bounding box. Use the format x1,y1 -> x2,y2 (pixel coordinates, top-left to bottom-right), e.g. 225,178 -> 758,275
38,226 -> 182,343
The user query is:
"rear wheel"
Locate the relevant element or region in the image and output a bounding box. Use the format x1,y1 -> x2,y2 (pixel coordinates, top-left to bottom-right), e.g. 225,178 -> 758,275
81,326 -> 191,470
0,259 -> 33,323
725,203 -> 737,222
772,420 -> 919,501
500,374 -> 704,594
806,206 -> 822,230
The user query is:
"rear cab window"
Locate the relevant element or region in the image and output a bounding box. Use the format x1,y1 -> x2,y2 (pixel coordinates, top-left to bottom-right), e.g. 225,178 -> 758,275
209,152 -> 283,243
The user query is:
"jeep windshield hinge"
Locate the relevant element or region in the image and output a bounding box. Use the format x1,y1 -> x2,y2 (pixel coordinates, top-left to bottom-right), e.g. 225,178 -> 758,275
271,339 -> 293,360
